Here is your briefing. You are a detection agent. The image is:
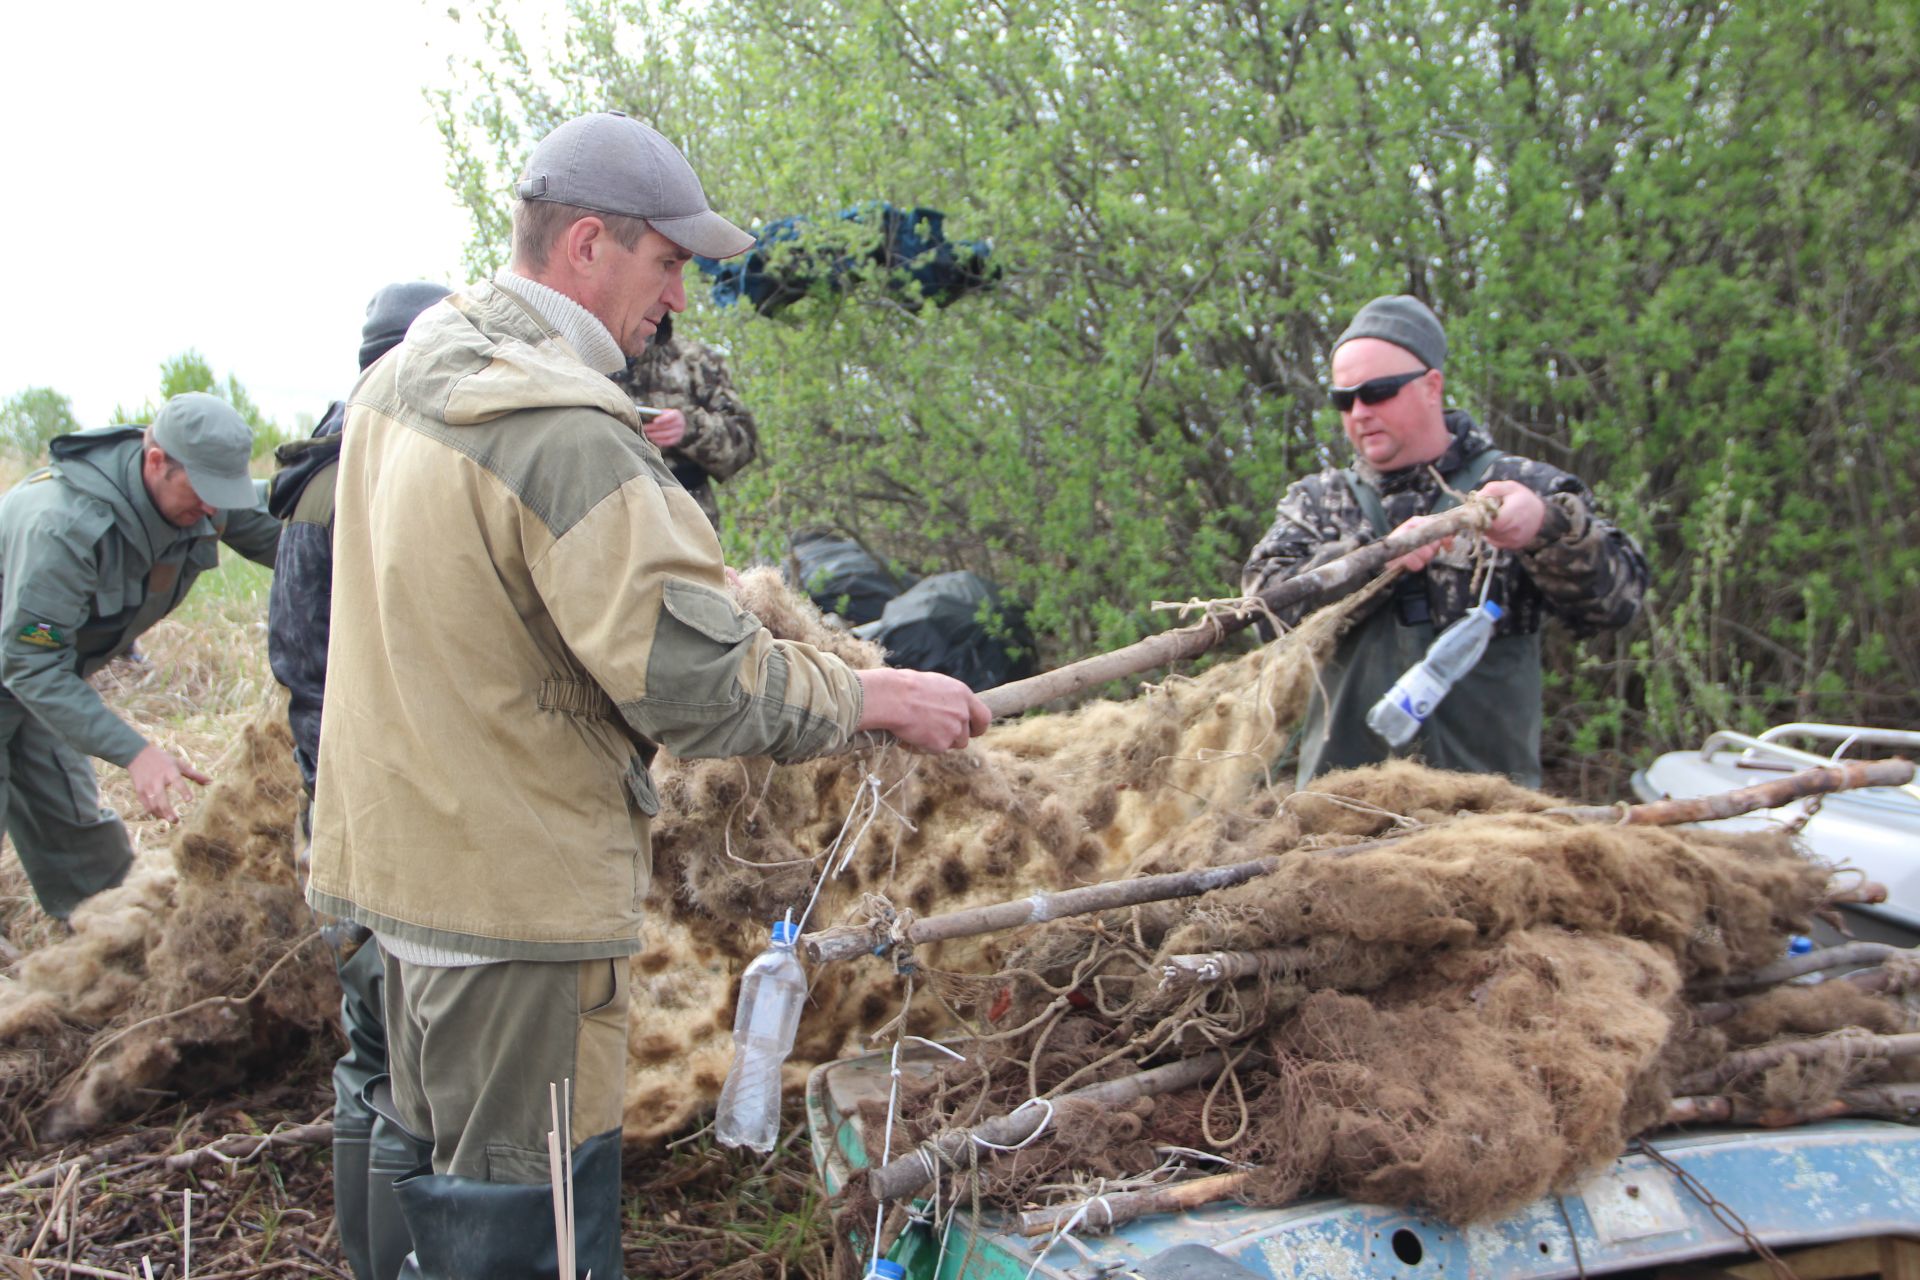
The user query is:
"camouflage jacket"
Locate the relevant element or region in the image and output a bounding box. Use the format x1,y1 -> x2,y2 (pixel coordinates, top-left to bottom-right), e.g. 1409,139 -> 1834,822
1241,411 -> 1647,638
614,336 -> 758,529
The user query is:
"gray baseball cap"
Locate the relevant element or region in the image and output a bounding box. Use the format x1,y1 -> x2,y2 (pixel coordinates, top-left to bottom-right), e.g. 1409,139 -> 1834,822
515,112 -> 756,260
150,393 -> 257,510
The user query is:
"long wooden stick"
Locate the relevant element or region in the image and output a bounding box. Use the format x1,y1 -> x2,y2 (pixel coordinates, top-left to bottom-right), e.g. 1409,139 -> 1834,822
1550,759 -> 1914,827
1716,941 -> 1906,993
1015,1169 -> 1252,1236
1677,1031 -> 1920,1095
806,834 -> 1405,964
979,502 -> 1493,718
804,857 -> 1283,964
1695,958 -> 1920,1026
1665,1083 -> 1920,1128
868,1051 -> 1227,1202
160,1122 -> 334,1171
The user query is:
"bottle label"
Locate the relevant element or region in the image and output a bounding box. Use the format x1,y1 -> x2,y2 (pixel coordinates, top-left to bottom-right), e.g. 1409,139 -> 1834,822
1389,667 -> 1449,721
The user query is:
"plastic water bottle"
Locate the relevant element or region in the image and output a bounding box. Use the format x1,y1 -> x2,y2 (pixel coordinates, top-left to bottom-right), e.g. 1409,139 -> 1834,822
865,1262 -> 906,1280
1365,600 -> 1505,747
714,920 -> 809,1151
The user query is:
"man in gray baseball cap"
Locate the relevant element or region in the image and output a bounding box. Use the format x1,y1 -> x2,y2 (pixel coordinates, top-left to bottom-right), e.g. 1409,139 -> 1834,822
0,393 -> 279,922
309,112 -> 988,1278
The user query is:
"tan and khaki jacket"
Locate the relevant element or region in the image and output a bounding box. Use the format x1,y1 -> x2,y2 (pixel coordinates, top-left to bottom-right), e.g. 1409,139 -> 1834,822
306,282 -> 863,960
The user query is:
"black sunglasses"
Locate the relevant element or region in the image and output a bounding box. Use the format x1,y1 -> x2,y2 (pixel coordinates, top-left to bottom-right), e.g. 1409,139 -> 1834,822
1328,368 -> 1427,412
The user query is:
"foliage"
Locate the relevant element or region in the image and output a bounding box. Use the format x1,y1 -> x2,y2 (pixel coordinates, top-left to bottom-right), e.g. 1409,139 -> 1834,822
435,0 -> 1920,786
0,386 -> 81,461
111,350 -> 291,460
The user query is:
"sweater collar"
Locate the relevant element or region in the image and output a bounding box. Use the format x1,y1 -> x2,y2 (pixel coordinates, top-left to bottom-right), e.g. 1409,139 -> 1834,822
492,271 -> 627,375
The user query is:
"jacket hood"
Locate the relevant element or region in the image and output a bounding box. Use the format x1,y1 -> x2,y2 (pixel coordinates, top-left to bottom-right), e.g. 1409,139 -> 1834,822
268,402 -> 345,520
389,282 -> 643,432
47,428 -> 152,529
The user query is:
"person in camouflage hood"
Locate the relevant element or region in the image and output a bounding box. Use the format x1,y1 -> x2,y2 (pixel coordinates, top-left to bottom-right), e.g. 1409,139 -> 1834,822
0,394 -> 279,919
1242,295 -> 1647,788
610,312 -> 758,531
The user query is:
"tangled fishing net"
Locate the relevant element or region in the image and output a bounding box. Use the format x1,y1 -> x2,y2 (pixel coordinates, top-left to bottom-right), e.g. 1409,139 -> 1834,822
1,569 -> 1910,1233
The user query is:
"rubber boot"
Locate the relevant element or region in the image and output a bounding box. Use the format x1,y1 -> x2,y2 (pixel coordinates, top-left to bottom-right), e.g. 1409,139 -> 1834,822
393,1128 -> 624,1280
366,1112 -> 432,1280
333,943 -> 389,1280
333,1122 -> 375,1280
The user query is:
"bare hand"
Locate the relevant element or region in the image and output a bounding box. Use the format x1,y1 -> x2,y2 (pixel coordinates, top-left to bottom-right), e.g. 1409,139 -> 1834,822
1477,480 -> 1547,550
126,744 -> 210,822
643,408 -> 687,449
1386,515 -> 1453,573
854,668 -> 992,753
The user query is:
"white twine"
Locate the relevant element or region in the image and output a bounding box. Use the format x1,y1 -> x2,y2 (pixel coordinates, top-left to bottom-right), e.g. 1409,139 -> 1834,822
972,1098 -> 1057,1152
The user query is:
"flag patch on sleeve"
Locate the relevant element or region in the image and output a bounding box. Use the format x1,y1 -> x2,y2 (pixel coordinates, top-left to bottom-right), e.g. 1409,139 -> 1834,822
16,622 -> 66,648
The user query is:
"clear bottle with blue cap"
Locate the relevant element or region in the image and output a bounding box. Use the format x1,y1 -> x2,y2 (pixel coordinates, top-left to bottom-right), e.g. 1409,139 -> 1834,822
1366,599 -> 1506,748
715,918 -> 810,1151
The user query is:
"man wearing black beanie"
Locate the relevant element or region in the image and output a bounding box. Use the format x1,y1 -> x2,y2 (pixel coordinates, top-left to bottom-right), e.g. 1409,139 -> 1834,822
265,280 -> 450,1280
1242,294 -> 1648,788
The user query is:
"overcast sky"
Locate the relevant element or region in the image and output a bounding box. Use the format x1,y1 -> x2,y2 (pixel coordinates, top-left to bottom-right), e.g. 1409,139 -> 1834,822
0,0 -> 562,431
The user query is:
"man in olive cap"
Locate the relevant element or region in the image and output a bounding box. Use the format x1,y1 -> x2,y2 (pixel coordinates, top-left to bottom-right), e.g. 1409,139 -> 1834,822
267,280 -> 450,1280
0,392 -> 279,919
306,112 -> 988,1278
1242,295 -> 1648,787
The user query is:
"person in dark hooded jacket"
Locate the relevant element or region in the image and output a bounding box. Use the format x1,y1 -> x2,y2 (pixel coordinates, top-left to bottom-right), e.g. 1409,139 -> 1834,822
265,280 -> 448,1280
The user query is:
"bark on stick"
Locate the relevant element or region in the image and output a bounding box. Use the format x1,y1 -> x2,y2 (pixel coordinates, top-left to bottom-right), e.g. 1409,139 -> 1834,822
978,501 -> 1494,719
1717,942 -> 1908,993
805,838 -> 1400,964
1015,1170 -> 1253,1236
868,1051 -> 1228,1202
1549,759 -> 1914,827
1664,1084 -> 1920,1129
1695,959 -> 1920,1026
804,858 -> 1283,964
1677,1031 -> 1920,1095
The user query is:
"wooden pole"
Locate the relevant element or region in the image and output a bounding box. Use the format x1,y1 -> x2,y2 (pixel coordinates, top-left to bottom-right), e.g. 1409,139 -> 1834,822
1716,941 -> 1908,993
804,837 -> 1401,965
804,857 -> 1281,964
979,501 -> 1494,718
1665,1083 -> 1920,1129
1695,960 -> 1916,1027
1015,1169 -> 1253,1236
1677,1031 -> 1920,1096
1549,759 -> 1914,827
867,1051 -> 1228,1202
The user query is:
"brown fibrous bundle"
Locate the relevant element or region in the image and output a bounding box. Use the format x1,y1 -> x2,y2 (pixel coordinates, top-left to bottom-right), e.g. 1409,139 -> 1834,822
1,570 -> 1908,1231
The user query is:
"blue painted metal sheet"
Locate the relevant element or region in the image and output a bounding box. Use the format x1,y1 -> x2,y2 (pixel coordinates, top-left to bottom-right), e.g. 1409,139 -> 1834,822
810,1051 -> 1920,1279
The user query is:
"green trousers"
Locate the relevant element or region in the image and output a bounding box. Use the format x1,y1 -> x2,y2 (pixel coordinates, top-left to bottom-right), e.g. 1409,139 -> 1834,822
0,692 -> 134,919
1297,604 -> 1545,789
382,953 -> 630,1182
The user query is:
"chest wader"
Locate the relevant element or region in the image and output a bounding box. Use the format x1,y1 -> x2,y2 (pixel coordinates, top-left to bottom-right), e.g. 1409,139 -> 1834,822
1294,449 -> 1544,790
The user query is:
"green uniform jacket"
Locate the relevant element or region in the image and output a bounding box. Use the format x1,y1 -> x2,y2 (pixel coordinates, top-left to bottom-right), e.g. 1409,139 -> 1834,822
305,281 -> 865,962
0,429 -> 280,764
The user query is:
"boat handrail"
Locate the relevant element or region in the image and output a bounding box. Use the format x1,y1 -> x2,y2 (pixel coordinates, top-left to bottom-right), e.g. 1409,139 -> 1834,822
1699,729 -> 1920,805
1753,723 -> 1920,758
